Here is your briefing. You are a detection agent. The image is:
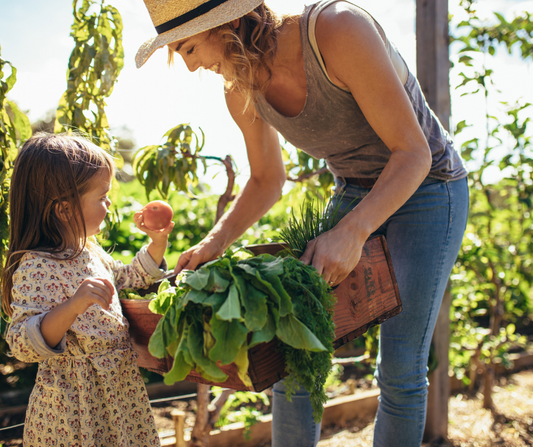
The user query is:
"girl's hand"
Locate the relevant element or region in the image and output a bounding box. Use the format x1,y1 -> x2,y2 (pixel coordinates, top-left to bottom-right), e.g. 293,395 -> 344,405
133,211 -> 175,242
40,277 -> 115,349
69,277 -> 115,314
299,223 -> 366,286
134,211 -> 174,268
174,237 -> 224,274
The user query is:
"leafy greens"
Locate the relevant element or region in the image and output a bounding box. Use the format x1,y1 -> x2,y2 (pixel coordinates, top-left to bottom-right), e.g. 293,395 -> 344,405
145,251 -> 336,421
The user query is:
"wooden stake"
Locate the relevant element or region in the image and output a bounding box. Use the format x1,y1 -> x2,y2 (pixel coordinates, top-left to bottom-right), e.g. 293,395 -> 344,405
171,409 -> 186,447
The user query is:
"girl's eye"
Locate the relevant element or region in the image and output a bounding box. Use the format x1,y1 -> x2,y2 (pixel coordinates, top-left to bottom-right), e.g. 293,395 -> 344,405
186,46 -> 195,55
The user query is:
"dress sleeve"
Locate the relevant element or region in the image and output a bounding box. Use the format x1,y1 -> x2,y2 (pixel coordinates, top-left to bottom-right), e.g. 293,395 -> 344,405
6,256 -> 68,363
108,245 -> 168,292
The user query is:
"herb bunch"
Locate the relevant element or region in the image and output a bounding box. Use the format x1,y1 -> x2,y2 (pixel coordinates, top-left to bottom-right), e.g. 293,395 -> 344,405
278,197 -> 351,257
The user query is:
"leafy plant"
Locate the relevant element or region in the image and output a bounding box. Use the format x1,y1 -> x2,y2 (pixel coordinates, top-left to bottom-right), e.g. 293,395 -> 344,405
213,387 -> 270,441
449,0 -> 533,410
145,251 -> 336,421
54,0 -> 124,156
278,196 -> 352,258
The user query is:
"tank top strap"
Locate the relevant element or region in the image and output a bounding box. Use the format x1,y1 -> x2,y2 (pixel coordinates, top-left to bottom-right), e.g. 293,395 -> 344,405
306,0 -> 408,89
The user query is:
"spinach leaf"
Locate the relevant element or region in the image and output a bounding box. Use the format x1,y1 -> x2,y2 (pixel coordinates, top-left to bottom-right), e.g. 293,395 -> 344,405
276,314 -> 327,352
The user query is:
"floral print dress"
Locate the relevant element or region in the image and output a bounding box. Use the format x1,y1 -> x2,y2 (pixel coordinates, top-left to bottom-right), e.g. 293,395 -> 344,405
6,245 -> 166,447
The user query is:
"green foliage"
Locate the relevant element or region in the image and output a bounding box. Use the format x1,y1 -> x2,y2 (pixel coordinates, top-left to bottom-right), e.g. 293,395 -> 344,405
55,0 -> 124,157
145,251 -> 335,421
213,387 -> 270,440
449,2 -> 533,393
278,197 -> 351,258
0,46 -> 31,267
282,141 -> 334,204
132,123 -> 236,200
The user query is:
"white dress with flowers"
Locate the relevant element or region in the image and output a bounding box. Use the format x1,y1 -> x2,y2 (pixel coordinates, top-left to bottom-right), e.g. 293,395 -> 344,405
6,245 -> 166,447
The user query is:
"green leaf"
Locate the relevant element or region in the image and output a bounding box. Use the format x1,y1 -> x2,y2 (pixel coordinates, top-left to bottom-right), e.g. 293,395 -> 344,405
183,268 -> 210,290
158,279 -> 171,294
249,309 -> 277,348
148,316 -> 167,359
241,281 -> 268,332
6,100 -> 31,141
208,317 -> 249,365
188,321 -> 228,382
216,283 -> 242,321
276,314 -> 327,352
205,268 -> 230,293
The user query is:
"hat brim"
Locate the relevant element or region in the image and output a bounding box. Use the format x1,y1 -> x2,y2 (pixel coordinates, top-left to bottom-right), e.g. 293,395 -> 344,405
136,0 -> 263,68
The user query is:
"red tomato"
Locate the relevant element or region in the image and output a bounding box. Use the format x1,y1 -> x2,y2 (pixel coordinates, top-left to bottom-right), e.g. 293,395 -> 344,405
142,200 -> 173,231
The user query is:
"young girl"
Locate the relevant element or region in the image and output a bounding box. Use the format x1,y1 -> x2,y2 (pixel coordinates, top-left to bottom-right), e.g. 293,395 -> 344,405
2,133 -> 174,447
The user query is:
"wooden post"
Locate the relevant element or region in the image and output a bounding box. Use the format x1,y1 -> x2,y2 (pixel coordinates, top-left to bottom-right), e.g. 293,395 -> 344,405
172,409 -> 186,447
416,0 -> 451,442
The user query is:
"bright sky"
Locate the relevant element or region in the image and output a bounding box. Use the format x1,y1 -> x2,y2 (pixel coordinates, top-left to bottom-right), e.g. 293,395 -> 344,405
1,0 -> 531,187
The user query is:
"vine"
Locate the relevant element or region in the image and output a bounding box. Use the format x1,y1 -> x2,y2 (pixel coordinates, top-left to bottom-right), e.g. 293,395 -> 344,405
55,0 -> 124,157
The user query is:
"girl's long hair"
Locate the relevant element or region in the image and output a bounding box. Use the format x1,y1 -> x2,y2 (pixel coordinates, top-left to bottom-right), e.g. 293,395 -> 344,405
1,133 -> 115,317
169,3 -> 285,111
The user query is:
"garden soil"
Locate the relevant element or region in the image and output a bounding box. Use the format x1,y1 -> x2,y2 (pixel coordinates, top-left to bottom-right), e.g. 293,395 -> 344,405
1,369 -> 532,446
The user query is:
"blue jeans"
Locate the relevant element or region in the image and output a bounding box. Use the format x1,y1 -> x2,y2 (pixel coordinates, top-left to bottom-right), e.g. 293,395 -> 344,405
271,176 -> 469,447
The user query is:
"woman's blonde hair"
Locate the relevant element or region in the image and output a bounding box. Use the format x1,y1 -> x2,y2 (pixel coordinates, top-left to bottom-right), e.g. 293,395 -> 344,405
169,4 -> 285,111
1,133 -> 115,317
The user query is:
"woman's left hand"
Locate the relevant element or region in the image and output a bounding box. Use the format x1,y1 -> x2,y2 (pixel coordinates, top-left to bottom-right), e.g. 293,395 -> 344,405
299,222 -> 367,287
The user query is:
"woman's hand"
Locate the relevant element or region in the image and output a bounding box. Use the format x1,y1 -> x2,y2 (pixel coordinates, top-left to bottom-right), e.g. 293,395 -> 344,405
299,217 -> 368,286
40,277 -> 115,348
134,211 -> 175,267
174,237 -> 224,273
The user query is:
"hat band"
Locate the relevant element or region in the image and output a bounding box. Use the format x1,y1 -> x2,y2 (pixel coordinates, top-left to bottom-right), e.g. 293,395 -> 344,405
155,0 -> 230,35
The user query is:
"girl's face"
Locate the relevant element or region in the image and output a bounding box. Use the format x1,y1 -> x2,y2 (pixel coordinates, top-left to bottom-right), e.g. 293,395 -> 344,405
169,30 -> 226,75
79,169 -> 112,237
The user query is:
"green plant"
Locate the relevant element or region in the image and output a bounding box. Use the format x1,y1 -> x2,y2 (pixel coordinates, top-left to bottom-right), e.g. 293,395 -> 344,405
54,0 -> 124,156
213,388 -> 270,441
449,0 -> 533,410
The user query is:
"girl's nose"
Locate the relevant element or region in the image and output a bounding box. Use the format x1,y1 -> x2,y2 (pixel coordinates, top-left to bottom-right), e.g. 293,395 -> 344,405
106,198 -> 112,207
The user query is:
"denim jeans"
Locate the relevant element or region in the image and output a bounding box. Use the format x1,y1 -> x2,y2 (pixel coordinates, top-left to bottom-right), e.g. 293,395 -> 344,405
271,176 -> 469,447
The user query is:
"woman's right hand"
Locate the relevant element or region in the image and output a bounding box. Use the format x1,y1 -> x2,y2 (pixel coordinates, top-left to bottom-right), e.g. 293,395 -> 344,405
174,238 -> 224,274
69,277 -> 115,315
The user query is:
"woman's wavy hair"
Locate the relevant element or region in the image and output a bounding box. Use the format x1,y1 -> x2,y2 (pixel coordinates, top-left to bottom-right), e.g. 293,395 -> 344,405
169,3 -> 286,111
1,133 -> 115,317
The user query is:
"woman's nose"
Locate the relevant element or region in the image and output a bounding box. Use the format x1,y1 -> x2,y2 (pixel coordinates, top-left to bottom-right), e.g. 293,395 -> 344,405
183,56 -> 201,73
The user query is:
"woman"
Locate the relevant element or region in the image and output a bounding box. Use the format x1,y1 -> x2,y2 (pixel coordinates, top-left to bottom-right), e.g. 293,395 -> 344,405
136,1 -> 469,446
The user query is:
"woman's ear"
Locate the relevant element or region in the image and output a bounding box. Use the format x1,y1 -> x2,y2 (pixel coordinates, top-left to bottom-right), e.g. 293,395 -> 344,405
231,18 -> 240,29
55,201 -> 71,222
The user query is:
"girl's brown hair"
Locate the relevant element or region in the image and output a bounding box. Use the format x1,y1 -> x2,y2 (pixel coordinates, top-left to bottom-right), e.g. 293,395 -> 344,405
169,4 -> 285,111
1,133 -> 115,317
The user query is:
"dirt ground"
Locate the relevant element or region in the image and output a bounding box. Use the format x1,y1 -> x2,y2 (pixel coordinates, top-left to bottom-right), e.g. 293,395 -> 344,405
2,369 -> 533,446
317,369 -> 533,447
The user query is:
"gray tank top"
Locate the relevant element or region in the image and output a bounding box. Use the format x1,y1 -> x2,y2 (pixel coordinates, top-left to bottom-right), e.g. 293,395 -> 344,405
254,1 -> 467,181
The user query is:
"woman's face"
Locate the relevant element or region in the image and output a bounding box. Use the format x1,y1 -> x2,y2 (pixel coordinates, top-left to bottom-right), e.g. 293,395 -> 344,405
169,30 -> 226,75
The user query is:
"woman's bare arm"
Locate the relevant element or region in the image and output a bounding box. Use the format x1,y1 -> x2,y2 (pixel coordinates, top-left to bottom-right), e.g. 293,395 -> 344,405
175,90 -> 286,272
300,3 -> 432,284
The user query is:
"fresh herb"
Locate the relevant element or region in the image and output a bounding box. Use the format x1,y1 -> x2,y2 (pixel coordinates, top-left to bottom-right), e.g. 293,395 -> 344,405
278,196 -> 352,257
147,251 -> 335,421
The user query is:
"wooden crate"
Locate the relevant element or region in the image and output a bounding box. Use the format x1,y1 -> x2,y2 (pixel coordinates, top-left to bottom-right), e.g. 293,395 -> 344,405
120,235 -> 401,392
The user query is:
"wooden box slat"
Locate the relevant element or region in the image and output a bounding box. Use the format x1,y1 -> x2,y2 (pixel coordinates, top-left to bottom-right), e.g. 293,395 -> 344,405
120,235 -> 401,392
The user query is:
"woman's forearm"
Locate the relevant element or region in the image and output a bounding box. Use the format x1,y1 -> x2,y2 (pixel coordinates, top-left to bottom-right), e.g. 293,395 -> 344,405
204,174 -> 284,251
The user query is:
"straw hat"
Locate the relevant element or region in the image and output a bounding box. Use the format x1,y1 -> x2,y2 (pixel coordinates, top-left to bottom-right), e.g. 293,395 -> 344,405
136,0 -> 264,68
